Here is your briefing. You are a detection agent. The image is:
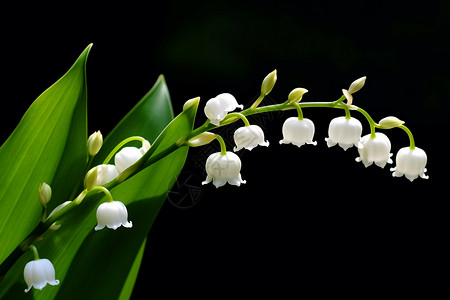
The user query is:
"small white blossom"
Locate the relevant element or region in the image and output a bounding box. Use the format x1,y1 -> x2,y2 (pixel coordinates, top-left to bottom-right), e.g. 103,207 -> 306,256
115,147 -> 143,173
279,117 -> 317,148
204,93 -> 243,126
95,201 -> 133,231
24,259 -> 60,293
202,152 -> 246,188
325,116 -> 363,150
114,140 -> 150,173
355,132 -> 393,168
391,147 -> 429,181
234,125 -> 269,151
84,164 -> 120,190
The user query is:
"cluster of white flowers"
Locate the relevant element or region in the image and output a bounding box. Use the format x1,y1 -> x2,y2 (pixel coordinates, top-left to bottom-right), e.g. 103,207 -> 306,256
23,135 -> 149,292
201,76 -> 428,187
84,137 -> 151,231
21,72 -> 429,293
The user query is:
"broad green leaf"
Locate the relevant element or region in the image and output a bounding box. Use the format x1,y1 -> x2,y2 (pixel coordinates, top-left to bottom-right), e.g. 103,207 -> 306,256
118,239 -> 146,300
0,71 -> 198,299
54,96 -> 198,299
92,75 -> 174,166
0,44 -> 91,266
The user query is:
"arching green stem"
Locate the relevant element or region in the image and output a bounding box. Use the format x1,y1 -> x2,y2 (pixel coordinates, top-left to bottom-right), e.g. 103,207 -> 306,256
225,112 -> 251,126
291,102 -> 304,120
88,186 -> 114,202
103,136 -> 146,164
215,135 -> 227,155
29,245 -> 40,261
398,125 -> 416,150
250,93 -> 265,109
355,107 -> 377,138
344,105 -> 352,119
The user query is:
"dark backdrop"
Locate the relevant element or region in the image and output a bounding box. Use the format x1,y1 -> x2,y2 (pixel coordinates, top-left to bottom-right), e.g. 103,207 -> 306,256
1,0 -> 447,296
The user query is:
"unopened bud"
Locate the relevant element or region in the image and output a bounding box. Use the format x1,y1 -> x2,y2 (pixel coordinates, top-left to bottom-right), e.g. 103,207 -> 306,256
288,88 -> 308,103
261,70 -> 277,95
183,97 -> 200,111
38,182 -> 52,207
87,131 -> 103,156
187,132 -> 217,147
348,76 -> 367,94
379,116 -> 405,129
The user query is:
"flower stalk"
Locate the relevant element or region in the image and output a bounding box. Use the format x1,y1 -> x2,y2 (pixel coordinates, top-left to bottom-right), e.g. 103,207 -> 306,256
0,72 -> 427,288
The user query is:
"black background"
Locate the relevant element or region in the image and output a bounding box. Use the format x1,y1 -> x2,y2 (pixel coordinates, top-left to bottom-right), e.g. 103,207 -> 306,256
1,0 -> 448,297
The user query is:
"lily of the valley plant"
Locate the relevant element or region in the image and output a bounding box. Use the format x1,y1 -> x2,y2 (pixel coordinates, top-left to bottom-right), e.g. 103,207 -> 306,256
0,45 -> 428,298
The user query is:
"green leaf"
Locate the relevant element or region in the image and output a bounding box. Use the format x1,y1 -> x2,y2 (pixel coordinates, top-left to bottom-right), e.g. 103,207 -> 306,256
0,70 -> 198,299
0,44 -> 91,265
93,75 -> 174,166
54,94 -> 198,299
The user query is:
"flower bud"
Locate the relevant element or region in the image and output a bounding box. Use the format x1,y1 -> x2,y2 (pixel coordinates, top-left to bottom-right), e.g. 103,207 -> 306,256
24,258 -> 60,292
288,88 -> 308,103
261,69 -> 277,95
183,97 -> 200,111
379,116 -> 405,129
187,132 -> 217,147
348,76 -> 366,94
38,182 -> 52,207
87,131 -> 103,156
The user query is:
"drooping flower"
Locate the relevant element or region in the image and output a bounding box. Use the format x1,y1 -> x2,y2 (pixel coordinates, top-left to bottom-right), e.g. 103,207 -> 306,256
279,117 -> 317,148
391,147 -> 429,181
113,140 -> 150,173
94,201 -> 133,231
24,259 -> 60,293
202,152 -> 246,188
204,93 -> 243,126
233,125 -> 269,151
355,132 -> 393,168
84,164 -> 120,190
115,147 -> 143,173
325,116 -> 363,150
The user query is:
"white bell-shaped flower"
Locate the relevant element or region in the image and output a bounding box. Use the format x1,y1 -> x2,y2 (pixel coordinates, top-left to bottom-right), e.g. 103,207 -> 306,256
204,93 -> 243,126
95,200 -> 133,231
115,147 -> 143,173
202,152 -> 246,188
355,132 -> 393,168
233,125 -> 269,151
325,116 -> 363,150
279,117 -> 317,148
390,147 -> 429,181
84,164 -> 120,190
24,258 -> 60,293
114,140 -> 150,173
